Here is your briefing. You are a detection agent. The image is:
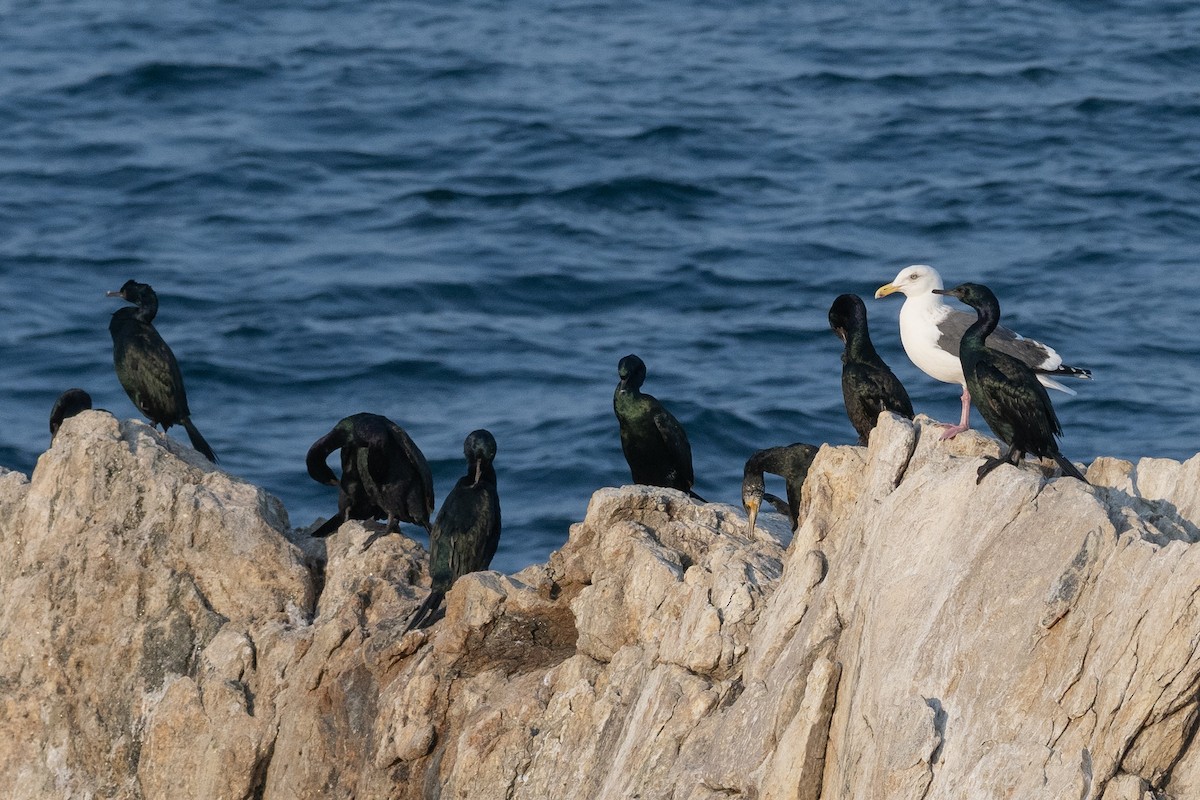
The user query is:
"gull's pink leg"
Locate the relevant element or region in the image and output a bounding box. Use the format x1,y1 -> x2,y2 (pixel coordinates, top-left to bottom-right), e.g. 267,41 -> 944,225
939,385 -> 972,440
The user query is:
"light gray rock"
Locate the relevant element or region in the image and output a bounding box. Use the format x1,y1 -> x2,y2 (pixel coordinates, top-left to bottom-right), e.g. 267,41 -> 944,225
2,410 -> 1199,799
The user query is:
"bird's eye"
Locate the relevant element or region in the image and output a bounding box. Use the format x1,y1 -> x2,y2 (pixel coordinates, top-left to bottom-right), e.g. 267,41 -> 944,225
909,272 -> 918,279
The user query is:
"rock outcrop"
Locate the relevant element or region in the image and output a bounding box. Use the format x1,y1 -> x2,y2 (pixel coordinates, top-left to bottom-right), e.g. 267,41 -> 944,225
2,410 -> 1199,799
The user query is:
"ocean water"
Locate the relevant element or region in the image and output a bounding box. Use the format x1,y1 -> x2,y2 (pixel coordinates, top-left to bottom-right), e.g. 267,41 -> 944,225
2,1 -> 1198,572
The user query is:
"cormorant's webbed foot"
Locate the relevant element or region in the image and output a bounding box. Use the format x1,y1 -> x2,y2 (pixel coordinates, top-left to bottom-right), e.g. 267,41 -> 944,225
361,529 -> 386,552
976,456 -> 1007,484
977,446 -> 1021,484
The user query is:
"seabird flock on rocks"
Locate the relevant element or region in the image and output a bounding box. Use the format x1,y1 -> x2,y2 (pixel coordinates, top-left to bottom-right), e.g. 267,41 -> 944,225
38,266 -> 1092,632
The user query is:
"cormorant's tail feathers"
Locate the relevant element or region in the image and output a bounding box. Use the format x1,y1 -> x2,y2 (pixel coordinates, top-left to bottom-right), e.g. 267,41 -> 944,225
404,590 -> 446,633
1054,454 -> 1089,484
309,514 -> 345,538
687,489 -> 707,503
182,418 -> 217,463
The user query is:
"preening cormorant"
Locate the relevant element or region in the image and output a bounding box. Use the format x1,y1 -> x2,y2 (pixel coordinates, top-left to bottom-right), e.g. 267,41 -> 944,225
742,443 -> 818,535
875,265 -> 1091,439
829,294 -> 914,446
107,280 -> 217,462
49,388 -> 92,440
613,354 -> 703,500
306,412 -> 435,542
406,429 -> 501,632
933,283 -> 1088,484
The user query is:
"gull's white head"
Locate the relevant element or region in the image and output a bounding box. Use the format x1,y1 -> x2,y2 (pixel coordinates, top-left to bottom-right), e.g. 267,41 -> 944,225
874,264 -> 945,300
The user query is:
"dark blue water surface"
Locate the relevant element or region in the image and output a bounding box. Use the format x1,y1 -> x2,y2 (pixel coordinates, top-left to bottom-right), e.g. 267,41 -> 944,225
2,2 -> 1198,572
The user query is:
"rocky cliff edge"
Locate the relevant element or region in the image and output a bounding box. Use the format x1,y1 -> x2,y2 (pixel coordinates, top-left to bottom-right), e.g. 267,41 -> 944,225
2,410 -> 1199,800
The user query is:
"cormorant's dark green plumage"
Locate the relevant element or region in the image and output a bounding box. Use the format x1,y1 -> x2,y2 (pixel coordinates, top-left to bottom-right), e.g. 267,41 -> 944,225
406,429 -> 501,632
50,388 -> 92,440
933,283 -> 1088,485
108,280 -> 217,462
742,443 -> 818,535
613,354 -> 702,500
829,294 -> 914,446
306,420 -> 380,537
306,412 -> 435,541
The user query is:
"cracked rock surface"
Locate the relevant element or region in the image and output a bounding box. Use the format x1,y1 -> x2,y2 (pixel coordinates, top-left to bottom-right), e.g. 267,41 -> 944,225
2,411 -> 1200,799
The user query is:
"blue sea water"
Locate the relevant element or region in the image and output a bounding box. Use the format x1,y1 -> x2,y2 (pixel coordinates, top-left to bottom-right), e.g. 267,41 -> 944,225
2,1 -> 1198,572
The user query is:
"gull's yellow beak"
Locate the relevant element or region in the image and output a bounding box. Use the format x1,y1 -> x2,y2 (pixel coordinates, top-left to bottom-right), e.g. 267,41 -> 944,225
874,283 -> 901,299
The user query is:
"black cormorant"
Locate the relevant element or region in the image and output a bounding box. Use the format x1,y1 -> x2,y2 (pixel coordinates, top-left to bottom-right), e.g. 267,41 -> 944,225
613,354 -> 703,500
829,294 -> 914,445
742,443 -> 818,535
107,280 -> 217,462
933,283 -> 1088,484
306,413 -> 435,541
405,429 -> 501,632
49,388 -> 93,440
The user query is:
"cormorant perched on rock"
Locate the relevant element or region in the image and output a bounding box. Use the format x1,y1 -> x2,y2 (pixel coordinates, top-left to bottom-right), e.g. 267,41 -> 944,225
875,265 -> 1091,439
306,412 -> 435,542
406,429 -> 501,632
829,294 -> 914,446
107,280 -> 217,462
49,389 -> 93,440
613,354 -> 703,500
742,443 -> 818,535
933,283 -> 1088,485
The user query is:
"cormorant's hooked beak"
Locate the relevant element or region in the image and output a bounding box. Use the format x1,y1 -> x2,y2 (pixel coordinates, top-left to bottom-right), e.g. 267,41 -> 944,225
932,288 -> 955,298
874,283 -> 901,299
832,325 -> 848,344
105,290 -> 124,299
744,495 -> 760,537
471,458 -> 484,488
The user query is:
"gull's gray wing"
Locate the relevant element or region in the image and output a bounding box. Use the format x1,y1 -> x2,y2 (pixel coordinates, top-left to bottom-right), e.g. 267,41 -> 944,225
936,308 -> 1059,370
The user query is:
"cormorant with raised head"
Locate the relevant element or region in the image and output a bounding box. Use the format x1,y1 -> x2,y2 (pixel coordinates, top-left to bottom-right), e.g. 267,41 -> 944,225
742,443 -> 818,536
306,412 -> 435,542
613,353 -> 703,500
933,283 -> 1088,484
829,294 -> 914,445
875,265 -> 1091,439
107,280 -> 216,462
49,389 -> 93,440
406,429 -> 501,631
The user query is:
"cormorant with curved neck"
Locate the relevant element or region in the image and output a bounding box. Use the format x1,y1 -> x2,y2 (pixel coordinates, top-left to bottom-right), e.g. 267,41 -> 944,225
829,294 -> 914,445
613,354 -> 703,500
742,443 -> 818,536
108,280 -> 216,462
306,413 -> 435,542
306,424 -> 378,538
406,429 -> 501,632
49,389 -> 93,441
933,283 -> 1088,484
